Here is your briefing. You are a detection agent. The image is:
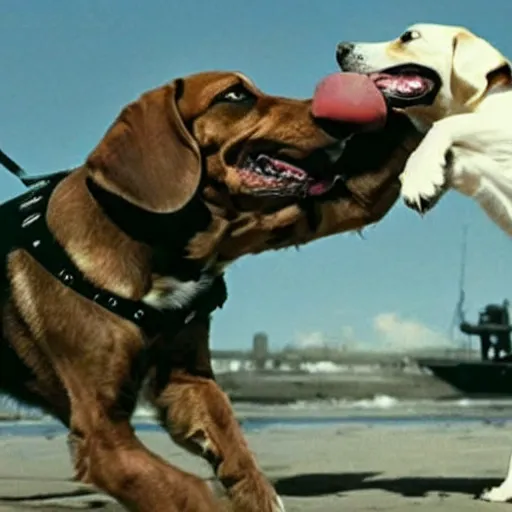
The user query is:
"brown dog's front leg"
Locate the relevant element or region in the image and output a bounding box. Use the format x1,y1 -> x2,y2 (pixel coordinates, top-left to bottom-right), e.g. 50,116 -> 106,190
69,404 -> 222,512
149,319 -> 284,512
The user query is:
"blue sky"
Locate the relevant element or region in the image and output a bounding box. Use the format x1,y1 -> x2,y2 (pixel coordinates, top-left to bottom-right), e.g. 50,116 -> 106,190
0,0 -> 510,351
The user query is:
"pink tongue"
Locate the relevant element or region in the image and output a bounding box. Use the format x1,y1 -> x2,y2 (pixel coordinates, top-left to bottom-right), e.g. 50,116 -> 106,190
312,73 -> 388,131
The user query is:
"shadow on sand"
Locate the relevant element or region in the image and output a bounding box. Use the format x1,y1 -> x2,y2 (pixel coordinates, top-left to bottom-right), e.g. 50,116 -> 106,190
273,472 -> 501,498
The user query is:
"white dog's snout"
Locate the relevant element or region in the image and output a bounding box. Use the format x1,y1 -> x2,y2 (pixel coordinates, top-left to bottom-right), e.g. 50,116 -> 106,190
336,41 -> 355,66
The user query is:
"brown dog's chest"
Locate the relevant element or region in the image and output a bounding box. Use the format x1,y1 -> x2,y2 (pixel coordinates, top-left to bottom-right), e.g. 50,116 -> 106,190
142,272 -> 216,312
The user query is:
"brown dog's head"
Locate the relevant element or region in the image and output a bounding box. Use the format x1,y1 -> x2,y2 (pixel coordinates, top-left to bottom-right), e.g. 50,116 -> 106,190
86,72 -> 356,212
86,71 -> 418,261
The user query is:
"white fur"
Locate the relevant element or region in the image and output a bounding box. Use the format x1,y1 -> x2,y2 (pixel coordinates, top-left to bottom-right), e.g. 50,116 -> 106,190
142,272 -> 214,311
340,22 -> 512,502
339,23 -> 512,236
401,111 -> 512,235
481,451 -> 512,502
274,495 -> 286,511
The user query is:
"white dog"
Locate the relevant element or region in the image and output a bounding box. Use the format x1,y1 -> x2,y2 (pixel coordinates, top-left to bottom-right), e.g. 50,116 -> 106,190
338,23 -> 512,503
337,23 -> 512,237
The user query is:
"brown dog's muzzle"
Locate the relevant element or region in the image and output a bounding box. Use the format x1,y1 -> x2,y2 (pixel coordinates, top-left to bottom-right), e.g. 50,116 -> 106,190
218,74 -> 391,201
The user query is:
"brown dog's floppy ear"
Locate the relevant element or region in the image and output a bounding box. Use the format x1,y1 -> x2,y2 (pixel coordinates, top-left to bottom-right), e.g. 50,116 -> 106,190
451,30 -> 511,108
87,80 -> 201,213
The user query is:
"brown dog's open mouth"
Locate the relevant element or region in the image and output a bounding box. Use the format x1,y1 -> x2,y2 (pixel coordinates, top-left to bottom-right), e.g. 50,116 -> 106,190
369,64 -> 441,108
237,150 -> 343,198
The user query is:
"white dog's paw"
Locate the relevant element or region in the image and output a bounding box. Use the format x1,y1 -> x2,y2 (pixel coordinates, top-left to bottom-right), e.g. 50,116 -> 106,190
479,481 -> 512,503
399,144 -> 450,214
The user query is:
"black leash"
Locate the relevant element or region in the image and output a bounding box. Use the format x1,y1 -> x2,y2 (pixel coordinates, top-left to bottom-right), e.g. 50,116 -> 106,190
0,147 -> 62,188
0,147 -> 29,185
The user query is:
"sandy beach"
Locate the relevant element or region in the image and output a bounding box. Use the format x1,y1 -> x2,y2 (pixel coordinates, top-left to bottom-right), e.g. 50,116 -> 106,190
2,416 -> 512,511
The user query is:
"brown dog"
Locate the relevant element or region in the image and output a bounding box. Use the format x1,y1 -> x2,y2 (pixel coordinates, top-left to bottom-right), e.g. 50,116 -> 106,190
0,71 -> 420,511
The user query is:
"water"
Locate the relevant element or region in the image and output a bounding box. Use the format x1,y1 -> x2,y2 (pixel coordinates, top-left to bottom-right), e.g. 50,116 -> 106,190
1,415 -> 512,439
3,395 -> 512,438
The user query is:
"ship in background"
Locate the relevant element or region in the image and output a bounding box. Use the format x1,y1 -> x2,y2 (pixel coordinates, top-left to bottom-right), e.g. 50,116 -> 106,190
417,227 -> 512,396
417,300 -> 512,396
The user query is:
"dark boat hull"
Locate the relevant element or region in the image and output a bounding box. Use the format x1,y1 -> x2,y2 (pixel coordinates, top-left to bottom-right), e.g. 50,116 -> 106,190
417,358 -> 512,396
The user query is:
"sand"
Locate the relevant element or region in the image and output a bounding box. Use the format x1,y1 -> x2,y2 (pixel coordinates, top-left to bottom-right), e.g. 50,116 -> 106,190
1,422 -> 512,511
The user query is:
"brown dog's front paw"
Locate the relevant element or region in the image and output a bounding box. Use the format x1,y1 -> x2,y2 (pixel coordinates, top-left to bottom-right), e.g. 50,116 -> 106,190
174,477 -> 226,512
225,471 -> 285,512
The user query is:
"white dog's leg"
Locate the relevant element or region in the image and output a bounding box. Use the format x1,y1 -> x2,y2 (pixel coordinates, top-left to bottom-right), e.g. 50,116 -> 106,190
399,122 -> 453,210
400,113 -> 511,212
450,147 -> 512,236
480,451 -> 512,502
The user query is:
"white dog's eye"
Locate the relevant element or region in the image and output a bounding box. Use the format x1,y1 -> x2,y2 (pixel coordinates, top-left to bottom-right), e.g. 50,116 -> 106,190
399,30 -> 421,43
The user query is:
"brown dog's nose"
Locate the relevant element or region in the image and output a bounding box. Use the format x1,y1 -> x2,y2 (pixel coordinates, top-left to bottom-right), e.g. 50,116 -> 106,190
336,42 -> 354,66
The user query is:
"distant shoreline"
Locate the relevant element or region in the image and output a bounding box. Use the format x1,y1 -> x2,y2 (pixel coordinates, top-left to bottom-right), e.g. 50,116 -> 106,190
0,413 -> 24,421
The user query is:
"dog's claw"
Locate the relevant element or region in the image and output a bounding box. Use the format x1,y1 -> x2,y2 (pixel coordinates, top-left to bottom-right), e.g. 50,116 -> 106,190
403,189 -> 444,215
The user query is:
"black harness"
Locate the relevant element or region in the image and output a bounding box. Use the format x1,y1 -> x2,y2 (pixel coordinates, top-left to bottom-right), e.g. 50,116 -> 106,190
0,150 -> 227,345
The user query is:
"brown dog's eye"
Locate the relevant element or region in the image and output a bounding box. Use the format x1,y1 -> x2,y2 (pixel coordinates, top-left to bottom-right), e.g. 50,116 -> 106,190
211,84 -> 256,106
399,30 -> 421,43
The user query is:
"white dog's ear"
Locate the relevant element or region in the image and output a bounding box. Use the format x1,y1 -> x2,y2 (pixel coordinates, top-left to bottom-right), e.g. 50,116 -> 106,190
451,30 -> 511,107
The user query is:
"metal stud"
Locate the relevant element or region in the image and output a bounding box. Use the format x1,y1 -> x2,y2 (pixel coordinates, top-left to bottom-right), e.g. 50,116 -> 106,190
32,240 -> 41,248
58,269 -> 74,284
134,309 -> 145,320
30,180 -> 49,191
107,297 -> 118,308
184,312 -> 196,324
21,213 -> 41,228
19,195 -> 43,210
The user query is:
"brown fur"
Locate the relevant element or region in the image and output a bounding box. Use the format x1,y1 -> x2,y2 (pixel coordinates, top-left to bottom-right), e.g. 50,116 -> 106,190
0,71 -> 421,511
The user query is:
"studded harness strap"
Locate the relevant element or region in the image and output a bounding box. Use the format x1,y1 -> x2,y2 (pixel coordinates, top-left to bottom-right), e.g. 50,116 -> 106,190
1,171 -> 227,345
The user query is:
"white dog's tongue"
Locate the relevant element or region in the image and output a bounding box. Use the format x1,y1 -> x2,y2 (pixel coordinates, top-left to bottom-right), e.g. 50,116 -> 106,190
312,73 -> 388,130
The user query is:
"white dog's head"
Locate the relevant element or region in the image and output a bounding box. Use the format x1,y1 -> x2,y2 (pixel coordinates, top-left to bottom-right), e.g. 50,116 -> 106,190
337,23 -> 511,127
